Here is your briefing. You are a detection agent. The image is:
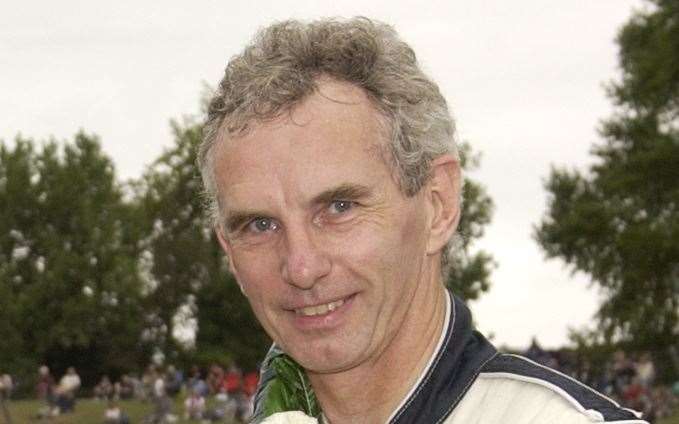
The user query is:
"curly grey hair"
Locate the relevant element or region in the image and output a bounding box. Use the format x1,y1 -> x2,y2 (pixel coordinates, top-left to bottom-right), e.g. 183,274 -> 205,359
198,17 -> 460,277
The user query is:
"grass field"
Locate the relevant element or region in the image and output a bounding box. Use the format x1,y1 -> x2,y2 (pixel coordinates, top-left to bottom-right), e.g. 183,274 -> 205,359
0,398 -> 677,423
0,398 -> 241,424
661,414 -> 679,424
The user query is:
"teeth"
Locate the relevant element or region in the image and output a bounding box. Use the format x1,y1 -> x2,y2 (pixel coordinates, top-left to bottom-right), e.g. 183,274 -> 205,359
296,299 -> 345,316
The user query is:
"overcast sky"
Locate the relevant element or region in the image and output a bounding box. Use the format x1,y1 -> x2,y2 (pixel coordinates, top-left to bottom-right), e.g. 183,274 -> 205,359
1,0 -> 647,349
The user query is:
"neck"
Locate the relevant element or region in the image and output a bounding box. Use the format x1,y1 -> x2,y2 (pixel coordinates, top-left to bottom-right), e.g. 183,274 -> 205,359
308,279 -> 448,424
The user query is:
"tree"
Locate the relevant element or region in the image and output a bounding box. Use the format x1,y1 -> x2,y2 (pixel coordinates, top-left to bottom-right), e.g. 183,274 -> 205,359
535,0 -> 679,379
0,139 -> 38,381
446,143 -> 495,301
193,272 -> 272,370
138,120 -> 210,359
0,133 -> 151,386
139,119 -> 270,368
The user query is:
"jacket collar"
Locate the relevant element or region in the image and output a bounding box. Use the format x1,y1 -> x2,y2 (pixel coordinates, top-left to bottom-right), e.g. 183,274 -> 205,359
389,292 -> 497,423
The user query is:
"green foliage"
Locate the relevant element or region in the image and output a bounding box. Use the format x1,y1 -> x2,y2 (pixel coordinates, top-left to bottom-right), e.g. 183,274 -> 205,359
193,270 -> 271,370
535,0 -> 679,379
139,119 -> 270,369
137,120 -> 210,357
446,143 -> 496,300
0,133 -> 150,387
251,346 -> 320,422
612,0 -> 679,115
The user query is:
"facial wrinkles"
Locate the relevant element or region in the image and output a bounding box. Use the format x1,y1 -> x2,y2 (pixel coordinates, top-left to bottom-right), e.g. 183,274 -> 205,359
216,84 -> 394,214
304,192 -> 429,375
218,138 -> 422,322
271,199 -> 398,337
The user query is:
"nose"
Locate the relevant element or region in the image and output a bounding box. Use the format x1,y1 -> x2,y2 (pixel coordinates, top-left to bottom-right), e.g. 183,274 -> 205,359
280,225 -> 331,290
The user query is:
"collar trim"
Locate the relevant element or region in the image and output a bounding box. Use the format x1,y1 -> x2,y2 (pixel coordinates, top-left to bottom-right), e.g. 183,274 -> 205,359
390,292 -> 497,424
386,291 -> 453,422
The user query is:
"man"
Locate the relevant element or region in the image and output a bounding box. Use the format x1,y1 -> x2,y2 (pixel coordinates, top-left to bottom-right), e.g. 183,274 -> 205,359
148,366 -> 172,423
0,372 -> 13,424
198,17 -> 648,423
55,366 -> 81,413
35,365 -> 55,418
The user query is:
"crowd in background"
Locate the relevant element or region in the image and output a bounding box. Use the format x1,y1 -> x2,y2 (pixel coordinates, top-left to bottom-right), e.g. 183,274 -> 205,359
17,361 -> 259,423
524,340 -> 679,423
1,347 -> 677,423
34,365 -> 82,418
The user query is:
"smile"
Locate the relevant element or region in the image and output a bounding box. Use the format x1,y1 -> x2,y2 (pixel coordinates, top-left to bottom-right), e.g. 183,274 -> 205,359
295,298 -> 346,317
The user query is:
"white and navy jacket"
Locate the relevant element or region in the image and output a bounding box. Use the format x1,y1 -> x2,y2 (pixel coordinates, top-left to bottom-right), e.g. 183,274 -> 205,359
386,293 -> 648,423
254,292 -> 648,423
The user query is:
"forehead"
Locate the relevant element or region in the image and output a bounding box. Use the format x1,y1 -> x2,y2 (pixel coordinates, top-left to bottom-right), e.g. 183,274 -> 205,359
213,80 -> 395,209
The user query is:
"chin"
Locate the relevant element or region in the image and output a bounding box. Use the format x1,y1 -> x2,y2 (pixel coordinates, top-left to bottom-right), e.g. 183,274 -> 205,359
297,356 -> 357,375
286,338 -> 366,374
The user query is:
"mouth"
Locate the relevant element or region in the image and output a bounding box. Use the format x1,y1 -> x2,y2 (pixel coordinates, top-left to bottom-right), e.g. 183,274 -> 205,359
294,298 -> 347,317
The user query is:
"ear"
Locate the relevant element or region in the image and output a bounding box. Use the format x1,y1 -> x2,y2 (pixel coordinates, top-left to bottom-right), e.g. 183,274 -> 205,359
425,155 -> 462,255
215,226 -> 247,296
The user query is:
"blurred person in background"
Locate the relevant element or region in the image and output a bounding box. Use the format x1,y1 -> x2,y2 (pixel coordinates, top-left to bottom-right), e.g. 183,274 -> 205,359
164,365 -> 183,398
94,375 -> 114,400
104,399 -> 130,424
186,365 -> 209,398
222,363 -> 242,396
0,373 -> 12,398
35,365 -> 54,402
0,372 -> 13,424
148,366 -> 173,423
183,388 -> 206,421
207,364 -> 224,395
54,366 -> 81,414
115,374 -> 135,400
34,365 -> 56,418
636,353 -> 656,389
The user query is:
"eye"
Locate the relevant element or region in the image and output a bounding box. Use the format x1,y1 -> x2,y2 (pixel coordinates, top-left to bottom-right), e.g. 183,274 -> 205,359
247,217 -> 278,233
328,200 -> 354,214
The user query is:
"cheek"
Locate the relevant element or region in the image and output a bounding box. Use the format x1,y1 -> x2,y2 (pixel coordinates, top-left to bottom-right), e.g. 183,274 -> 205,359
333,211 -> 422,279
231,249 -> 281,300
234,258 -> 284,337
399,205 -> 429,254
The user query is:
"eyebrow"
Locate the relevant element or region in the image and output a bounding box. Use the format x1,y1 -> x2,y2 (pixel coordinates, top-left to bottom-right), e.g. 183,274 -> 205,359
311,183 -> 373,205
222,183 -> 373,233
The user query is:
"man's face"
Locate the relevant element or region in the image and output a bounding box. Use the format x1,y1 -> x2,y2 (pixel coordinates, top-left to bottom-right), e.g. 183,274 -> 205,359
214,80 -> 435,374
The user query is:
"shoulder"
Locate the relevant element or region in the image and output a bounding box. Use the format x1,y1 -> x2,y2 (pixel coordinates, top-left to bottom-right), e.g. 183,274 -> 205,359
452,353 -> 648,423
